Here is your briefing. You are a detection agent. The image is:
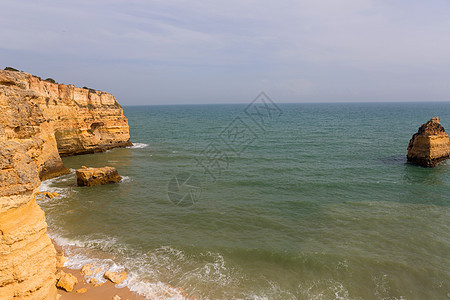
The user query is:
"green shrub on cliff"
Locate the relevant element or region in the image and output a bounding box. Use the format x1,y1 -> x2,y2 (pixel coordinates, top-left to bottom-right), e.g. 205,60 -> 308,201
4,67 -> 19,72
44,78 -> 56,83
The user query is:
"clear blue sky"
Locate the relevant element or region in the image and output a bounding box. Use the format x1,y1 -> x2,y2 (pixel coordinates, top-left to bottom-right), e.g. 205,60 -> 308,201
1,0 -> 450,105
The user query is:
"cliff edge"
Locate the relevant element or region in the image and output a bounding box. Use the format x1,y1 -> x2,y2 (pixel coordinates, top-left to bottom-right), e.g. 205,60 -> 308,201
0,69 -> 132,299
407,117 -> 450,167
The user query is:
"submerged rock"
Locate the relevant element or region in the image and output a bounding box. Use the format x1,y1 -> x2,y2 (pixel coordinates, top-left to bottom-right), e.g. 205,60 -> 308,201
76,166 -> 122,186
36,191 -> 60,200
407,117 -> 450,167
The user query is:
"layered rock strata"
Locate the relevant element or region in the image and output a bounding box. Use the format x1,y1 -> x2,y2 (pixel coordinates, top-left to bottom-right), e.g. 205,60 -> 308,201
0,69 -> 131,299
0,140 -> 57,299
407,117 -> 450,167
76,166 -> 122,187
0,69 -> 131,165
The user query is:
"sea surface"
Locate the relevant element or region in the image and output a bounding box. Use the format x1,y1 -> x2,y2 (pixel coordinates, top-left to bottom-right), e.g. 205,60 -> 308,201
38,102 -> 450,299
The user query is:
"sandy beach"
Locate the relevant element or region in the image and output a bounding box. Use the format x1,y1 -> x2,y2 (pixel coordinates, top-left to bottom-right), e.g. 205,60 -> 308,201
54,243 -> 146,300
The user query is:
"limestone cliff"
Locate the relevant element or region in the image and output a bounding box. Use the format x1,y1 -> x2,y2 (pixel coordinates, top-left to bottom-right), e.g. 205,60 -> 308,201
0,69 -> 132,299
0,140 -> 57,299
407,117 -> 450,167
0,70 -> 131,163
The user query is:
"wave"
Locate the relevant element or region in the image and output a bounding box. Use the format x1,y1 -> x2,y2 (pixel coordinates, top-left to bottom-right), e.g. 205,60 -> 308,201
49,232 -> 187,299
120,176 -> 132,183
129,143 -> 149,149
38,169 -> 77,202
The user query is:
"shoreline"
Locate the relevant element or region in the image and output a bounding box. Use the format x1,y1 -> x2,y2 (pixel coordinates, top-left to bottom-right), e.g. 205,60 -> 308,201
40,171 -> 193,300
54,242 -> 146,300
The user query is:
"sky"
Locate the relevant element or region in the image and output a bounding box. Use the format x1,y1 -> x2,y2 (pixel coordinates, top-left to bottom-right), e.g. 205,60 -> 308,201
1,0 -> 450,105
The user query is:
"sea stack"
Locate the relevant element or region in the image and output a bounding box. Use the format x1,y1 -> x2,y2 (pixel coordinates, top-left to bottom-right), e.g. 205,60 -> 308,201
407,117 -> 450,167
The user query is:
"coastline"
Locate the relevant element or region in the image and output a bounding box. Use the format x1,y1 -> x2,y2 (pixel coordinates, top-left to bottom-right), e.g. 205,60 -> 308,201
53,242 -> 146,300
51,237 -> 192,299
39,167 -> 193,300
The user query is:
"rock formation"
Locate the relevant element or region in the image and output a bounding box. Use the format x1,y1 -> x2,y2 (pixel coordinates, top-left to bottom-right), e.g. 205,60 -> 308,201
0,140 -> 57,299
0,69 -> 131,163
407,117 -> 450,167
76,166 -> 122,186
0,68 -> 131,299
104,271 -> 127,285
56,273 -> 78,292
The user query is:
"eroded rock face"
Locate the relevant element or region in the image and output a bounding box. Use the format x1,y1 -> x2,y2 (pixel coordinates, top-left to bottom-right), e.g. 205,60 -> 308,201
407,117 -> 450,167
76,166 -> 122,186
0,69 -> 132,299
0,141 -> 57,299
0,69 -> 132,161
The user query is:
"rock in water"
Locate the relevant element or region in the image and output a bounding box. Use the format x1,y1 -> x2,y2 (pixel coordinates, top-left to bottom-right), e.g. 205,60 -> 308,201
407,117 -> 450,167
76,166 -> 122,186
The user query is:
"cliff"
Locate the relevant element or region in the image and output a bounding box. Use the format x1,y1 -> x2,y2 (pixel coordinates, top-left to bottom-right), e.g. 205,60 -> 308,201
407,117 -> 450,167
0,69 -> 131,299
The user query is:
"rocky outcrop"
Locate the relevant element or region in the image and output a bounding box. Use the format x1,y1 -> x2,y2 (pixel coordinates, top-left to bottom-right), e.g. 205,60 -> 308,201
76,166 -> 122,186
0,69 -> 132,299
1,70 -> 132,159
407,117 -> 450,167
0,141 -> 57,299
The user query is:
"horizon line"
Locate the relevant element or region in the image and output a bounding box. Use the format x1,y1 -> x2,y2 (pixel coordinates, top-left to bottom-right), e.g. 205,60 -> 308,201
122,100 -> 450,107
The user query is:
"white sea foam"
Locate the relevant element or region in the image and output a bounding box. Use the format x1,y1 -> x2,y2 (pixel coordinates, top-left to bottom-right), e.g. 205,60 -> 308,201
129,143 -> 149,149
49,232 -> 187,299
120,176 -> 132,183
38,169 -> 76,200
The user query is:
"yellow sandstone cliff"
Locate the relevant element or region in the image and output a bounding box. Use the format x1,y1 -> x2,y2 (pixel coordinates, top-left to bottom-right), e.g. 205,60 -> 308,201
0,69 -> 131,299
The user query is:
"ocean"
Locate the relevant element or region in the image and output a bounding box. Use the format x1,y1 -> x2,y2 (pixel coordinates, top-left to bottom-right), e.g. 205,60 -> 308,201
38,101 -> 450,299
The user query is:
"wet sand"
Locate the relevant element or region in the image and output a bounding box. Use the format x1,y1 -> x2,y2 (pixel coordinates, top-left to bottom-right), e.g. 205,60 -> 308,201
54,242 -> 146,300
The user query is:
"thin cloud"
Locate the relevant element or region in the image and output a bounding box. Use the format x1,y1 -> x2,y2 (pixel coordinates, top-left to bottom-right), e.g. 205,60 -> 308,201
1,0 -> 449,104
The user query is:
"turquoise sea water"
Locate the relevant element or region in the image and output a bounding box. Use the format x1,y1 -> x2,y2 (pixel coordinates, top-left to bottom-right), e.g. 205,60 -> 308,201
39,102 -> 450,299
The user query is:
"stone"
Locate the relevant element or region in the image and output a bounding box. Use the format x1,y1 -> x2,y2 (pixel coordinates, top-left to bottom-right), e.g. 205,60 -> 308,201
407,117 -> 450,167
76,288 -> 87,294
56,250 -> 67,268
55,270 -> 66,280
104,271 -> 127,284
47,192 -> 59,198
113,295 -> 121,300
81,263 -> 100,276
90,278 -> 104,287
36,191 -> 60,201
76,166 -> 122,187
56,273 -> 78,292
